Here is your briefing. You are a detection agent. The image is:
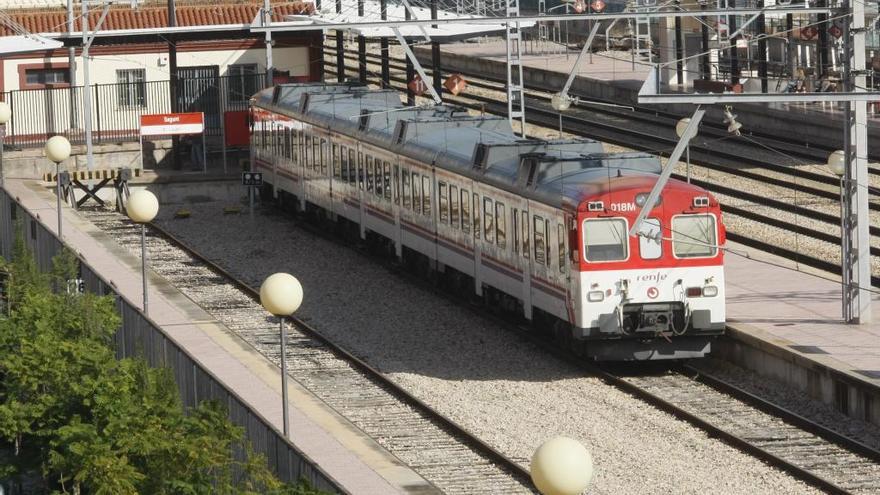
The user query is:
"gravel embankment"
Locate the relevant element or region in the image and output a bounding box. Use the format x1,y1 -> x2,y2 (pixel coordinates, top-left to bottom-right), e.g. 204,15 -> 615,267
155,202 -> 821,495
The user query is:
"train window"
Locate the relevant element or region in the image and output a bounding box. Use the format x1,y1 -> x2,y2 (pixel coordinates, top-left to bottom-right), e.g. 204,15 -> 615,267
583,218 -> 628,262
413,173 -> 422,214
366,157 -> 374,192
291,130 -> 299,165
321,139 -> 329,175
473,193 -> 480,239
534,215 -> 546,264
313,138 -> 321,172
332,144 -> 340,179
495,202 -> 506,248
521,210 -> 529,259
304,135 -> 311,168
558,223 -> 566,272
450,185 -> 459,228
375,159 -> 383,196
439,182 -> 449,224
393,165 -> 400,205
403,169 -> 411,208
512,209 -> 519,253
358,153 -> 365,190
340,146 -> 348,182
638,218 -> 662,260
349,150 -> 357,184
461,189 -> 470,234
384,162 -> 392,200
672,214 -> 717,258
422,176 -> 431,216
544,219 -> 551,263
483,197 -> 494,243
284,131 -> 292,159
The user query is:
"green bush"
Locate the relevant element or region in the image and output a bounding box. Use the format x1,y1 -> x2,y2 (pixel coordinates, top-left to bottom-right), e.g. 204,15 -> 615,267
0,236 -> 326,495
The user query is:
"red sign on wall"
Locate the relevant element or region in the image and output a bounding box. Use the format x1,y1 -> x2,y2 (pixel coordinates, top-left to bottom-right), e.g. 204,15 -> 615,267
224,111 -> 249,147
140,112 -> 204,136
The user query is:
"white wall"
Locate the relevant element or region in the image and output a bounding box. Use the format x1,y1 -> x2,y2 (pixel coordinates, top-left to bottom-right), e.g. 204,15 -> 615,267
3,45 -> 310,91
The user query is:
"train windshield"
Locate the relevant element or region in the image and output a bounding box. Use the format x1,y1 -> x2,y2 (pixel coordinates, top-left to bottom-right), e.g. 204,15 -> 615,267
672,214 -> 717,258
583,218 -> 628,262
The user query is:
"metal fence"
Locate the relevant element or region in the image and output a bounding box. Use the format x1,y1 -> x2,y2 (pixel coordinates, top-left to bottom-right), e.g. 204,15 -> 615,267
1,73 -> 266,149
0,188 -> 344,493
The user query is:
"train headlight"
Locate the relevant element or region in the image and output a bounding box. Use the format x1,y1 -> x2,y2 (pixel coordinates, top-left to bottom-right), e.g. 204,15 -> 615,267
702,285 -> 718,297
587,291 -> 605,302
686,287 -> 702,297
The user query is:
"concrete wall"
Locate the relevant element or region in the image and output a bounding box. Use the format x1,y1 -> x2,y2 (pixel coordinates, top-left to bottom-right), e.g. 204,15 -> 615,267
0,186 -> 343,493
715,329 -> 880,428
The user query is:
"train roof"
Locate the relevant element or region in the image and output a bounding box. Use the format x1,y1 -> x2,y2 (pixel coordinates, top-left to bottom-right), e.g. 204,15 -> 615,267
254,82 -> 693,210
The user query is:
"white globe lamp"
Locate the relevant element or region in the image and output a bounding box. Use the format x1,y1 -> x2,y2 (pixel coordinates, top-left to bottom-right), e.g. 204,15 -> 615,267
260,273 -> 304,316
44,135 -> 71,164
260,272 -> 304,440
127,190 -> 159,223
675,117 -> 691,138
530,436 -> 594,495
0,101 -> 11,125
827,150 -> 846,177
551,92 -> 573,112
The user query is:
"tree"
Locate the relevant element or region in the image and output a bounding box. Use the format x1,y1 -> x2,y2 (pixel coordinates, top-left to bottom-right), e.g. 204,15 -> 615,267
0,235 -> 323,494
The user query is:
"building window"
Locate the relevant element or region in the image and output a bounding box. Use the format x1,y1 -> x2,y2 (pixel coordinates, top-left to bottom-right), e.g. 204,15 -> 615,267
117,69 -> 146,107
228,64 -> 259,103
24,68 -> 69,87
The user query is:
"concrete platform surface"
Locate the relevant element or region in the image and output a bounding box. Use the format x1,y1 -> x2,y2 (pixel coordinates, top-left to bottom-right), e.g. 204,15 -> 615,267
5,179 -> 437,495
723,241 -> 880,423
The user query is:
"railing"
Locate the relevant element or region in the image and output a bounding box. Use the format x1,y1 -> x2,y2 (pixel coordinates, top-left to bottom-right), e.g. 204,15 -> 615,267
0,188 -> 344,493
1,73 -> 266,149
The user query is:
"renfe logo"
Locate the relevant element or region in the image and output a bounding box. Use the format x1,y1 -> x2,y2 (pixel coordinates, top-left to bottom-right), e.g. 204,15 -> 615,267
637,272 -> 667,282
647,287 -> 659,299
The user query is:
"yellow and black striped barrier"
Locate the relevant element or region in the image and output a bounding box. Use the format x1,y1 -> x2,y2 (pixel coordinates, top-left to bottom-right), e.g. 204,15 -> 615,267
42,168 -> 142,183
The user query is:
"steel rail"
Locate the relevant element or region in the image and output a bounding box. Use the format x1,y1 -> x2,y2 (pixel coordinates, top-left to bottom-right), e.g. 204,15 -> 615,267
326,46 -> 880,172
144,219 -> 535,489
325,55 -> 880,203
247,199 -> 858,495
684,363 -> 880,466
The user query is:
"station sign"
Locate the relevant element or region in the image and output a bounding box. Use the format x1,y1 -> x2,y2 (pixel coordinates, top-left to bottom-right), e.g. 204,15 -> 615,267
242,172 -> 263,186
140,112 -> 205,136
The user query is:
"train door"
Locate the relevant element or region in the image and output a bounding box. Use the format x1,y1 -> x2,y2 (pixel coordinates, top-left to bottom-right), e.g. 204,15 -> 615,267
392,158 -> 402,258
356,145 -> 366,240
518,204 -> 533,320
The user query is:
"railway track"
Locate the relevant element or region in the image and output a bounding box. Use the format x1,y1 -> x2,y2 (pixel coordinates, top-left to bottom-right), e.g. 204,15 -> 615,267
85,198 -> 880,495
250,198 -> 880,494
323,48 -> 880,284
79,206 -> 536,495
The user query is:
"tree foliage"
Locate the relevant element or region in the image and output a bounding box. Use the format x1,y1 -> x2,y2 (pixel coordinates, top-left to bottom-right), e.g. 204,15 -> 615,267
0,236 -> 324,494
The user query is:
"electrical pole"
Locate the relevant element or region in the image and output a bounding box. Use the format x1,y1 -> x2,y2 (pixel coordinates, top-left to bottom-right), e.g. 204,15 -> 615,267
336,0 -> 345,82
380,0 -> 390,87
757,0 -> 767,93
168,0 -> 180,169
358,0 -> 367,83
842,0 -> 871,323
431,0 -> 442,98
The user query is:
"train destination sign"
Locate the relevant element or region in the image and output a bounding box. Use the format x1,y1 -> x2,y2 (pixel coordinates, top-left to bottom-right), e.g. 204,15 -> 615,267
140,112 -> 205,136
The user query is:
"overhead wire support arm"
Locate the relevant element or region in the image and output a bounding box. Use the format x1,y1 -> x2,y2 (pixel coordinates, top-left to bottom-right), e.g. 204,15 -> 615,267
392,27 -> 442,104
552,21 -> 601,110
628,106 -> 705,237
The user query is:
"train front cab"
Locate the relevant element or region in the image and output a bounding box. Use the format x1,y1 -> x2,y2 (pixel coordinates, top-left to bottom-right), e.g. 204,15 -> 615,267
572,185 -> 726,361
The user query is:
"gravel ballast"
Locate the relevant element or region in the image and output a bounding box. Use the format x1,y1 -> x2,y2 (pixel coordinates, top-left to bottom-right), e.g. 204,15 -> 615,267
153,202 -> 822,495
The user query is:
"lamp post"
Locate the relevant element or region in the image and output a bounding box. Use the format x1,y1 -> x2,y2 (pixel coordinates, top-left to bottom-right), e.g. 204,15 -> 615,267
530,436 -> 593,495
676,117 -> 693,183
45,136 -> 72,239
260,273 -> 303,438
0,102 -> 10,188
827,150 -> 851,321
126,190 -> 159,315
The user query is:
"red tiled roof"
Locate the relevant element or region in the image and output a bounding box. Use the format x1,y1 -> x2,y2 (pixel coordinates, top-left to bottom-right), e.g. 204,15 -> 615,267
1,2 -> 313,36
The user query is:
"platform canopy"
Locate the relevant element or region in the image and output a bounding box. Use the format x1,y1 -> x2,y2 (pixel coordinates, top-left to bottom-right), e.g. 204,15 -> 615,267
0,34 -> 62,54
267,0 -> 534,40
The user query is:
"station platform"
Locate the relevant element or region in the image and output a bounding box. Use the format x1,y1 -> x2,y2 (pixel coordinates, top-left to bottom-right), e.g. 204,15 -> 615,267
4,178 -> 437,495
722,241 -> 880,426
414,39 -> 880,149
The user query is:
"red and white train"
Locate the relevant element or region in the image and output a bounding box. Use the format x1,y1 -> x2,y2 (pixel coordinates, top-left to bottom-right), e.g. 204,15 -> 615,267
250,82 -> 726,360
